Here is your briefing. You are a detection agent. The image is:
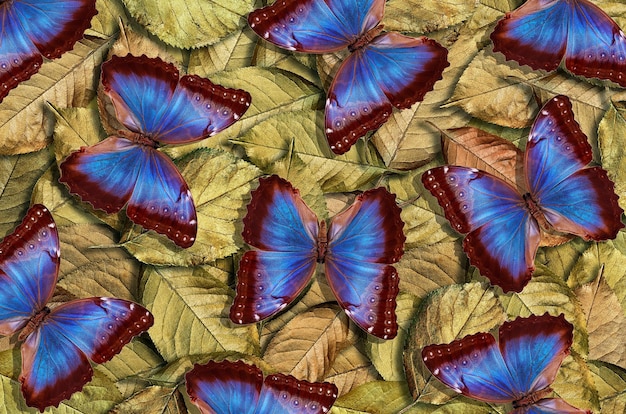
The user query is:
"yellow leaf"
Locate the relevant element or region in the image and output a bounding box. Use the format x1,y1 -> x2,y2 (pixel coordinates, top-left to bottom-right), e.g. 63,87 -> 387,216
141,266 -> 259,362
384,0 -> 478,33
588,360 -> 626,413
109,386 -> 186,414
334,381 -> 414,414
598,101 -> 626,212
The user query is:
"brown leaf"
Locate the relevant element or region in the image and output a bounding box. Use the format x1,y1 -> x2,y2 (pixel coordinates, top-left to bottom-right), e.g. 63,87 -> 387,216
326,345 -> 380,395
263,306 -> 352,382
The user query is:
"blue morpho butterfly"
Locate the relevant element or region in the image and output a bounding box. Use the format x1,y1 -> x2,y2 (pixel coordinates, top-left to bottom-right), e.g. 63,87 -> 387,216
59,54 -> 251,248
247,0 -> 449,154
491,0 -> 626,87
422,95 -> 624,292
0,204 -> 153,411
185,360 -> 338,413
422,313 -> 591,414
0,0 -> 97,102
229,175 -> 405,339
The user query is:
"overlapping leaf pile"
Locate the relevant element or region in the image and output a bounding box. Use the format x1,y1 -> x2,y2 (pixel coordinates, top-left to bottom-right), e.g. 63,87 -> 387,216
0,0 -> 625,412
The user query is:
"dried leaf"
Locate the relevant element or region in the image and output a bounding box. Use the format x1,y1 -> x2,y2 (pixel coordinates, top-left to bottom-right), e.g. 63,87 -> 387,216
384,0 -> 478,33
121,0 -> 255,48
188,27 -> 259,75
110,386 -> 186,414
403,282 -> 504,403
263,306 -> 351,382
0,36 -> 112,155
588,361 -> 626,413
333,381 -> 414,414
0,148 -> 53,236
326,345 -> 380,395
598,101 -> 626,211
141,266 -> 259,362
576,272 -> 626,369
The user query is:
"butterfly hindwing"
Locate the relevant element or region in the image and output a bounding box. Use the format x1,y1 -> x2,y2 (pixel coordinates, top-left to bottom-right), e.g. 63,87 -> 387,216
0,0 -> 96,102
101,55 -> 251,144
512,398 -> 591,414
325,187 -> 404,338
247,0 -> 383,53
491,0 -> 626,87
525,95 -> 624,240
230,176 -> 319,324
0,205 -> 59,336
422,166 -> 541,292
19,298 -> 153,411
59,136 -> 197,248
186,360 -> 338,414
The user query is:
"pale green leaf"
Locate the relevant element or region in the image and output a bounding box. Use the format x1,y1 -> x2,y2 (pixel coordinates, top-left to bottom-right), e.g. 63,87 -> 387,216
188,27 -> 259,75
0,148 -> 53,236
121,0 -> 255,48
235,110 -> 391,192
598,101 -> 626,211
141,266 -> 259,362
588,361 -> 626,413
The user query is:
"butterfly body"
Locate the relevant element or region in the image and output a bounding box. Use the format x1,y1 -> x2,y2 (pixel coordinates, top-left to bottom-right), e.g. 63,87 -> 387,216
248,0 -> 449,154
186,360 -> 338,413
422,313 -> 591,413
491,0 -> 626,87
422,95 -> 624,292
60,54 -> 251,248
0,0 -> 97,102
230,175 -> 404,339
0,204 -> 154,411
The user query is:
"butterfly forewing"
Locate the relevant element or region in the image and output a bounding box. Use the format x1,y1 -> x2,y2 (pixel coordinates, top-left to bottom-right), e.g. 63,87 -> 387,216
491,0 -> 626,86
0,205 -> 59,336
422,314 -> 588,412
186,360 -> 338,414
525,95 -> 624,240
247,0 -> 383,53
0,0 -> 96,102
101,55 -> 251,143
230,176 -> 319,324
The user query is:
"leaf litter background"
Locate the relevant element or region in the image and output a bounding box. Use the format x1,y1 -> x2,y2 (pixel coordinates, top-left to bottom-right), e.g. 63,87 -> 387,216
0,0 -> 625,412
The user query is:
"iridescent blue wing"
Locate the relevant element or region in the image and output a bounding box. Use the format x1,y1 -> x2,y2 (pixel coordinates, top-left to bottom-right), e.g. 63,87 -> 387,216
59,136 -> 197,248
0,205 -> 58,336
498,314 -> 573,399
525,95 -> 624,240
491,0 -> 626,87
185,360 -> 338,414
247,0 -> 384,53
256,372 -> 338,413
230,175 -> 319,324
422,166 -> 540,293
0,0 -> 96,102
325,33 -> 448,154
19,298 -> 153,411
101,54 -> 251,144
513,398 -> 591,414
422,331 -> 520,403
325,187 -> 404,339
186,360 -> 261,414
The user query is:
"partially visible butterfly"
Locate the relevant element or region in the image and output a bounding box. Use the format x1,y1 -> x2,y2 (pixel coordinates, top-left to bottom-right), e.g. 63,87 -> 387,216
422,313 -> 591,414
248,0 -> 449,154
422,95 -> 624,292
229,175 -> 405,339
185,360 -> 338,413
59,54 -> 251,248
0,0 -> 97,102
491,0 -> 626,87
0,204 -> 154,412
